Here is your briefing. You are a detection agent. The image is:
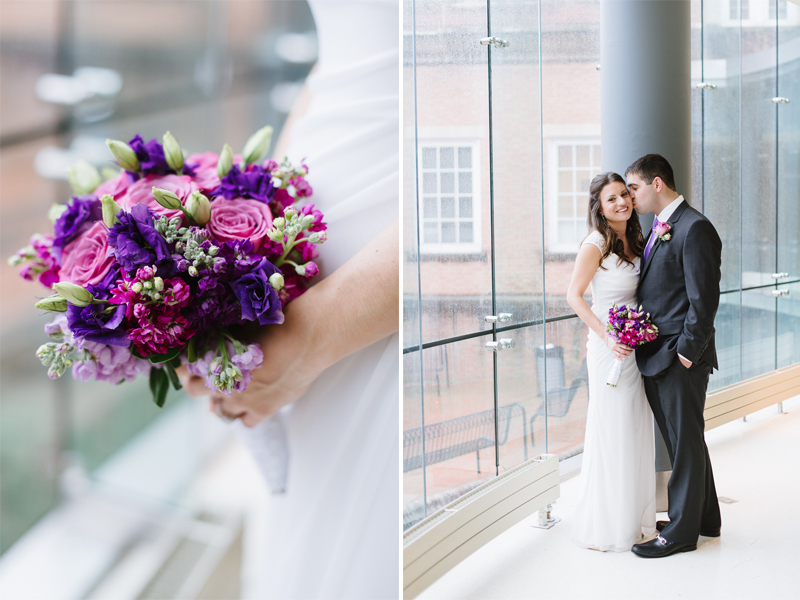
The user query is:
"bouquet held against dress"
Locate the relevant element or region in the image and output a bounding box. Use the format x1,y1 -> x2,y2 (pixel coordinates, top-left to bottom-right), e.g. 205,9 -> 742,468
10,127 -> 327,406
605,303 -> 658,387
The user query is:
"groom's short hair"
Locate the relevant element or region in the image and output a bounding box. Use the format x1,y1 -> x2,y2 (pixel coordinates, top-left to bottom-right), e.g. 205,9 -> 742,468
625,154 -> 676,191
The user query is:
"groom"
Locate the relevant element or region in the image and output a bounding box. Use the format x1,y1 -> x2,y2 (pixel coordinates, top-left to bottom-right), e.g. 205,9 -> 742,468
626,154 -> 723,558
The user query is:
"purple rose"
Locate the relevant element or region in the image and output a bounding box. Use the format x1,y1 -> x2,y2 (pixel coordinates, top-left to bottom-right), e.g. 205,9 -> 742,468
53,195 -> 103,251
107,203 -> 172,273
212,164 -> 275,203
231,258 -> 284,325
66,285 -> 129,347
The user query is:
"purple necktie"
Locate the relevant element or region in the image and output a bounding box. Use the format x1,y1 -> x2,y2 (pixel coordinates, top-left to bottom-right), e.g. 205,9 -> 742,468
643,219 -> 660,263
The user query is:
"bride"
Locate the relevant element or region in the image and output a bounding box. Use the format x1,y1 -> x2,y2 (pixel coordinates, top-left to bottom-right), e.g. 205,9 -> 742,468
566,172 -> 656,552
180,1 -> 399,598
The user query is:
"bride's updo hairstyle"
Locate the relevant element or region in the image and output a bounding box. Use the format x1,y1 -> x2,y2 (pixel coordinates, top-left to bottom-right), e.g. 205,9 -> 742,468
586,171 -> 644,270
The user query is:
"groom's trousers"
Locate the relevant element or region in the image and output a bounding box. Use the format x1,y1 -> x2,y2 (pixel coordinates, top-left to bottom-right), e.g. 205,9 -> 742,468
643,355 -> 722,544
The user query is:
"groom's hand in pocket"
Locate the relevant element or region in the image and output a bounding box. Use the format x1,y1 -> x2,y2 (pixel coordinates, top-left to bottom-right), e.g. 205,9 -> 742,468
678,354 -> 693,369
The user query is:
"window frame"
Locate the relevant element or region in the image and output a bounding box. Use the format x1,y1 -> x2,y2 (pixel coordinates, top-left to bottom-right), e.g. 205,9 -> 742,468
546,137 -> 602,255
417,139 -> 482,255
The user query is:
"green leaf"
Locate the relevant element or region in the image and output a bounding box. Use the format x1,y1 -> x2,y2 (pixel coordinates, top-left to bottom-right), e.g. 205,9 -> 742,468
164,362 -> 183,391
148,346 -> 183,364
187,337 -> 198,363
149,367 -> 170,408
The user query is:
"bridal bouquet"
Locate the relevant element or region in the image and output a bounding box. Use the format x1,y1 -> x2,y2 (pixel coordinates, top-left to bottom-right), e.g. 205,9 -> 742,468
10,127 -> 326,406
605,303 -> 658,387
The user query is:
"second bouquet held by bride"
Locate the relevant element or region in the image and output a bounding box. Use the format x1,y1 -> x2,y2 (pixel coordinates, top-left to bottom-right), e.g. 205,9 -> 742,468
11,126 -> 327,406
605,303 -> 658,387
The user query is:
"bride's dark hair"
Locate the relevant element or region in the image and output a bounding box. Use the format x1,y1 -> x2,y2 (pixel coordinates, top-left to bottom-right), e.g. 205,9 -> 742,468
586,171 -> 644,270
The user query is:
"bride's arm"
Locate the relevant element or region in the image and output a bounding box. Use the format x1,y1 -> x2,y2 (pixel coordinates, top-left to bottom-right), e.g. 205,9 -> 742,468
566,244 -> 631,362
179,218 -> 399,427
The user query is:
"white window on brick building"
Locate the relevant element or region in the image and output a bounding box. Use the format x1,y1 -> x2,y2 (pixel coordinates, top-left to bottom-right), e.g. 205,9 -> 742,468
547,140 -> 602,254
418,141 -> 481,254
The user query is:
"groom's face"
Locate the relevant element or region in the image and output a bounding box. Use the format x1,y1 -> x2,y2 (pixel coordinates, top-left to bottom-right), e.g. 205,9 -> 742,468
626,173 -> 655,214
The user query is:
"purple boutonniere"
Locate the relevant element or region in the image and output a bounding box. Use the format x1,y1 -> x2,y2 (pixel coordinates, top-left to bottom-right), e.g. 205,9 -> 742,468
654,220 -> 672,242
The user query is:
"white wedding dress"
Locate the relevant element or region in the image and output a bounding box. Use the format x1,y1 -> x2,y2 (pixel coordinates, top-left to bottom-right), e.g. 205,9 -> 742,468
234,1 -> 399,598
571,230 -> 656,552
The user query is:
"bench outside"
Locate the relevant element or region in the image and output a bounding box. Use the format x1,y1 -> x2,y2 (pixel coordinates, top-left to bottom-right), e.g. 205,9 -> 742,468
403,403 -> 528,474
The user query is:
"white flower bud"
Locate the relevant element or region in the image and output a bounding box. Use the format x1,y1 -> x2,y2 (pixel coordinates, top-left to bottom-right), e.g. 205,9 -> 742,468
188,266 -> 199,277
268,272 -> 284,290
106,139 -> 141,172
67,160 -> 102,195
162,131 -> 184,171
217,143 -> 233,178
242,125 -> 273,165
101,194 -> 123,227
152,187 -> 183,210
52,282 -> 94,307
185,191 -> 211,225
283,206 -> 297,219
131,282 -> 143,293
154,277 -> 164,291
268,228 -> 284,243
273,217 -> 285,229
300,214 -> 314,229
295,264 -> 306,276
35,294 -> 69,312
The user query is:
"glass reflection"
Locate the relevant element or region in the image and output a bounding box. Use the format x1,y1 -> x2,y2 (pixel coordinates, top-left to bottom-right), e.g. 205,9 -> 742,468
741,288 -> 777,380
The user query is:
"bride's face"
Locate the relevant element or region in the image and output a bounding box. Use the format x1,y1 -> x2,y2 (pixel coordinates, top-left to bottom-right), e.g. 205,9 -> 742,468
599,181 -> 633,224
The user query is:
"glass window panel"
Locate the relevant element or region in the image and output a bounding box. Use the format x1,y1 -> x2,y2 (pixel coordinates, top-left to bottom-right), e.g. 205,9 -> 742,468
459,197 -> 473,219
576,145 -> 590,168
423,222 -> 438,244
486,0 -> 544,327
776,282 -> 800,369
440,221 -> 456,243
741,289 -> 776,380
576,170 -> 592,194
777,9 -> 800,278
709,292 -> 742,392
495,324 -> 545,468
559,170 -> 573,193
558,221 -> 575,244
440,197 -> 455,218
439,146 -> 454,169
741,20 -> 776,279
459,222 -> 474,244
458,147 -> 472,169
422,172 -> 437,194
558,196 -> 574,218
593,145 -> 601,167
545,318 -> 590,459
458,172 -> 472,194
422,147 -> 437,169
402,351 -> 424,529
423,197 -> 437,218
414,0 -> 491,345
559,145 -> 572,168
576,195 -> 588,221
420,338 -> 495,508
440,172 -> 454,194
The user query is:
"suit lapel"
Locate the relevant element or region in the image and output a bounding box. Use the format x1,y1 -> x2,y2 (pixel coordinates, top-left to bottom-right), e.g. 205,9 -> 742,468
640,200 -> 690,282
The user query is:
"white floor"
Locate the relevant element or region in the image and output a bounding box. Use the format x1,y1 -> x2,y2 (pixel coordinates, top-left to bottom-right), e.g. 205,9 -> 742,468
418,396 -> 800,600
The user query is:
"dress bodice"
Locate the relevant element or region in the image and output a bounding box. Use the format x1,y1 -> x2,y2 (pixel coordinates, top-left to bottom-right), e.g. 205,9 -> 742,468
582,230 -> 640,324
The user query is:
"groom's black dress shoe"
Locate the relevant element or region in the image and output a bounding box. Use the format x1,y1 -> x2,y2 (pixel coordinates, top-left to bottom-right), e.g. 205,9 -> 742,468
655,520 -> 721,538
631,535 -> 696,558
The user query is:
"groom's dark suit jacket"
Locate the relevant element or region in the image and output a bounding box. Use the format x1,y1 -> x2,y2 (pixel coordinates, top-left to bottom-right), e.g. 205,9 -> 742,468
636,200 -> 722,377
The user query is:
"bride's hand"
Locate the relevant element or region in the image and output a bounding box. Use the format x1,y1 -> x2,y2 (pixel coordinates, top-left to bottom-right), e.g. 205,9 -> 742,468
606,336 -> 632,361
177,301 -> 317,427
177,219 -> 399,427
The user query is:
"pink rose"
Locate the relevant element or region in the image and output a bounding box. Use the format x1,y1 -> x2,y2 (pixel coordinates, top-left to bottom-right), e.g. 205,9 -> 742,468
94,171 -> 134,200
186,152 -> 221,191
654,221 -> 671,237
208,198 -> 273,250
119,174 -> 197,221
60,222 -> 116,286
